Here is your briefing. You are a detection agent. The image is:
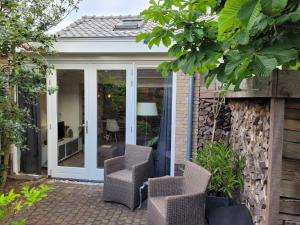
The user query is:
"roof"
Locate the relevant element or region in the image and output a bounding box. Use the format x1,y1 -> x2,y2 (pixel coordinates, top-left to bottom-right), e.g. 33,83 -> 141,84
57,15 -> 156,38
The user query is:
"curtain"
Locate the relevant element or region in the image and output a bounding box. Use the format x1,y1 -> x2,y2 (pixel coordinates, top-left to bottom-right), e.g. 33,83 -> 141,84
19,94 -> 41,174
155,73 -> 173,176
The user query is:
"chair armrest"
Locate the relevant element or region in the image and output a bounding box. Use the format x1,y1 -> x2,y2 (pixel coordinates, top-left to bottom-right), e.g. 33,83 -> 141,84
132,160 -> 149,187
148,176 -> 183,197
104,156 -> 125,175
166,192 -> 207,223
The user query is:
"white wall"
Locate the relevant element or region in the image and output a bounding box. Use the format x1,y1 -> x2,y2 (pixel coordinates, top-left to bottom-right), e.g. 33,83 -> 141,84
58,72 -> 83,138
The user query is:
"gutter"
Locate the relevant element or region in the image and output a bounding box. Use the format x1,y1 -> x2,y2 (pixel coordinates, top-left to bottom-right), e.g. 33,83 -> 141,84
186,75 -> 195,161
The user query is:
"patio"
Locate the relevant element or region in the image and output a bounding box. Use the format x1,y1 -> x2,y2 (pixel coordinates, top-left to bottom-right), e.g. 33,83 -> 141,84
6,180 -> 147,225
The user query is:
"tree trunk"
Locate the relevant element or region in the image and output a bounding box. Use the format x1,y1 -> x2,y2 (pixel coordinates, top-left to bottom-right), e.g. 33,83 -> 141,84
1,144 -> 11,189
211,118 -> 217,142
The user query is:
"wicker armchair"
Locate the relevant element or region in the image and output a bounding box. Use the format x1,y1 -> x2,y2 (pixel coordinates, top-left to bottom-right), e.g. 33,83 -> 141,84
148,161 -> 211,225
103,144 -> 152,210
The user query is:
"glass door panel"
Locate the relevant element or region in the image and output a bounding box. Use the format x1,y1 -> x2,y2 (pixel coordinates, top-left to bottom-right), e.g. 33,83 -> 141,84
137,69 -> 164,147
57,70 -> 85,168
136,68 -> 172,176
97,70 -> 126,168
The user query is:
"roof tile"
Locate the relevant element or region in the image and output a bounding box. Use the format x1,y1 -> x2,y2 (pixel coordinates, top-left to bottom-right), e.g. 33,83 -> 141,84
57,15 -> 155,38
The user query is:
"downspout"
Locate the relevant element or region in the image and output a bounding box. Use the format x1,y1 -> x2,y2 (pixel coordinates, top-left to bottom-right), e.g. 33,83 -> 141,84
186,75 -> 194,161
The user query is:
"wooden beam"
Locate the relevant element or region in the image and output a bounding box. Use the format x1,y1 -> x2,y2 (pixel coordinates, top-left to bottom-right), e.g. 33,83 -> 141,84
284,130 -> 300,143
282,159 -> 300,182
281,180 -> 300,199
280,198 -> 300,215
266,98 -> 285,225
286,99 -> 300,110
285,109 -> 300,120
285,120 -> 300,132
279,213 -> 300,224
283,142 -> 300,160
277,71 -> 300,98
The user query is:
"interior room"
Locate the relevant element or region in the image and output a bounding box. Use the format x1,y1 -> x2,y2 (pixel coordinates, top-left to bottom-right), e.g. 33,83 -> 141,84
97,70 -> 126,168
56,70 -> 85,168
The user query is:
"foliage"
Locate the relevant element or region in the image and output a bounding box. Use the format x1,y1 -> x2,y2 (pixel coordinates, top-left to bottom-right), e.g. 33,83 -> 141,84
137,0 -> 300,91
0,0 -> 79,187
193,142 -> 245,199
0,184 -> 52,225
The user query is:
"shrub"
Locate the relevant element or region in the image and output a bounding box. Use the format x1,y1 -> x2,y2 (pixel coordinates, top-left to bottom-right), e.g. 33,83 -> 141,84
0,184 -> 52,225
194,142 -> 245,199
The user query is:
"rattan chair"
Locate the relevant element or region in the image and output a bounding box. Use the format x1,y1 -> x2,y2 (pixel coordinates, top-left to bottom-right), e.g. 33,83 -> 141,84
147,161 -> 211,225
103,144 -> 152,210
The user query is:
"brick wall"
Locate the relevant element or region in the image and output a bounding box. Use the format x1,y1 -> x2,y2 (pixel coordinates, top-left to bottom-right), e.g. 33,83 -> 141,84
175,72 -> 201,167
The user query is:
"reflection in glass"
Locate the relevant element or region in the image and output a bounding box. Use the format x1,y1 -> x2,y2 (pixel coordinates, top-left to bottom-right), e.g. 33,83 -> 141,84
57,70 -> 84,167
97,70 -> 126,168
137,69 -> 172,176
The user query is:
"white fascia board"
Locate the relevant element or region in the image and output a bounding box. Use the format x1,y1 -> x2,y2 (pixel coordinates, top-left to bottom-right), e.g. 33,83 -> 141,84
53,37 -> 169,54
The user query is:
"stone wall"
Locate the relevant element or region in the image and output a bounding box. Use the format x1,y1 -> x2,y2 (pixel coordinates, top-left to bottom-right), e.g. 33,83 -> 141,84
196,99 -> 271,225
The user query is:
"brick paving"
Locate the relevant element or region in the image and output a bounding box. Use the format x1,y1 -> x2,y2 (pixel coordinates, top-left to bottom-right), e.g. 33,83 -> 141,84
6,181 -> 147,225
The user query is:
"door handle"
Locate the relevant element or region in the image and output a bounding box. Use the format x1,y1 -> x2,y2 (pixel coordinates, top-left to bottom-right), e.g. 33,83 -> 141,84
79,122 -> 88,134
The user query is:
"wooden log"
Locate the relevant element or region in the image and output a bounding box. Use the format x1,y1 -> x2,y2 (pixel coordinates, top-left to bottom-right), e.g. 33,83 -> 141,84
285,120 -> 300,132
266,99 -> 285,225
280,198 -> 300,215
284,130 -> 300,143
283,142 -> 300,160
281,180 -> 300,199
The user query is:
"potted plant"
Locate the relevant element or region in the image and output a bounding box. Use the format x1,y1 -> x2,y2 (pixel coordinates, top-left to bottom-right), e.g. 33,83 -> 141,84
193,142 -> 245,212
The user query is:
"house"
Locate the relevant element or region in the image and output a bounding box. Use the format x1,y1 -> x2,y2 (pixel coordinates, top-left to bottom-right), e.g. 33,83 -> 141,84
12,15 -> 200,181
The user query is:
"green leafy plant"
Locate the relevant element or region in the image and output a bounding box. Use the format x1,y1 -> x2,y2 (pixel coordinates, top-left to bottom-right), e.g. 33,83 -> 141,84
193,142 -> 245,199
0,184 -> 52,225
137,0 -> 300,91
0,0 -> 79,188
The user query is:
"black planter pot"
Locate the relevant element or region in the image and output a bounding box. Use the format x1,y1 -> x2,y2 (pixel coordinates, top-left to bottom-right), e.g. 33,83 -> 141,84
206,195 -> 229,218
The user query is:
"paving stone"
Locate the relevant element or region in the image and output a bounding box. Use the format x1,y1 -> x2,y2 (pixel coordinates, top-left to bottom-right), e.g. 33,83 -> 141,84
4,181 -> 147,225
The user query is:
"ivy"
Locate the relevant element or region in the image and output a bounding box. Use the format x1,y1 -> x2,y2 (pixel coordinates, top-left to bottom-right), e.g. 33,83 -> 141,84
137,0 -> 300,90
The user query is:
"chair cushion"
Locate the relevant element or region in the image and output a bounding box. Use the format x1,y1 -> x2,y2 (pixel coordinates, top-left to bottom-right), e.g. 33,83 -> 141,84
107,169 -> 132,183
149,197 -> 167,217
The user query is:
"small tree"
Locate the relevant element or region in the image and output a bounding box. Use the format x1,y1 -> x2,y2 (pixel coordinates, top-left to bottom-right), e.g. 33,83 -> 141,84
0,0 -> 79,188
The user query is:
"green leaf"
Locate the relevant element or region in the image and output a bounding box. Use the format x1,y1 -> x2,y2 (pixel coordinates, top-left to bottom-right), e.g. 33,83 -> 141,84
136,33 -> 149,43
148,37 -> 161,49
181,55 -> 196,74
218,0 -> 246,37
194,29 -> 204,39
237,0 -> 260,30
252,55 -> 278,76
162,36 -> 171,47
261,0 -> 288,16
260,47 -> 298,64
186,29 -> 194,42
